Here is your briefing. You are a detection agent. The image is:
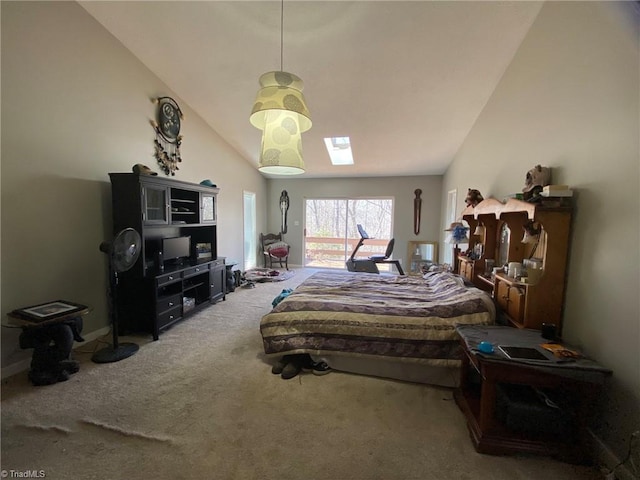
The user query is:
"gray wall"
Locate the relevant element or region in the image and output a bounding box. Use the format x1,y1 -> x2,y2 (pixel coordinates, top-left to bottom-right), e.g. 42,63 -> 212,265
441,1 -> 639,462
1,1 -> 267,373
266,176 -> 442,268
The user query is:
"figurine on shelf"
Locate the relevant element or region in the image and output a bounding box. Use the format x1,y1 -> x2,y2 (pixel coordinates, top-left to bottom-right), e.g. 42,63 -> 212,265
522,165 -> 551,201
522,220 -> 541,244
465,189 -> 484,208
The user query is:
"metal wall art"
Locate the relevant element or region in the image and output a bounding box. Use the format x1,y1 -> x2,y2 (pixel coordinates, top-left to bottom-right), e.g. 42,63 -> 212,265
151,97 -> 183,176
413,189 -> 422,235
280,190 -> 290,234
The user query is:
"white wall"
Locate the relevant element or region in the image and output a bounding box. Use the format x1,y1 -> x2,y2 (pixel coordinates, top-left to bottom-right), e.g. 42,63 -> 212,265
442,1 -> 639,461
266,176 -> 442,268
1,2 -> 267,371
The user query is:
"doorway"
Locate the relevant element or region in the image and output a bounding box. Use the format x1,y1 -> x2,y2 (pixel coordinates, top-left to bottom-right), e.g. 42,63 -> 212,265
303,198 -> 393,269
243,191 -> 256,271
444,189 -> 457,265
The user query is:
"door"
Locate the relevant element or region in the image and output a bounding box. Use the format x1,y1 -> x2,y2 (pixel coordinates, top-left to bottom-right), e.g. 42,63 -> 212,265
200,193 -> 216,223
496,280 -> 510,313
243,191 -> 257,271
444,189 -> 457,265
304,198 -> 393,269
210,263 -> 225,303
142,184 -> 169,224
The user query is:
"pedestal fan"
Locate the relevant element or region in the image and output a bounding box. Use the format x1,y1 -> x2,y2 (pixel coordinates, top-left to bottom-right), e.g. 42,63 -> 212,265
92,227 -> 141,363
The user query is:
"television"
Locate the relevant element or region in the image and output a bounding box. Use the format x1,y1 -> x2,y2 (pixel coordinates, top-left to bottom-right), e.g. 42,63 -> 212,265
162,236 -> 191,264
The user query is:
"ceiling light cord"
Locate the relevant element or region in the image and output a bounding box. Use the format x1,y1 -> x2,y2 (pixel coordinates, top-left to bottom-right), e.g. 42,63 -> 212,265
280,0 -> 284,72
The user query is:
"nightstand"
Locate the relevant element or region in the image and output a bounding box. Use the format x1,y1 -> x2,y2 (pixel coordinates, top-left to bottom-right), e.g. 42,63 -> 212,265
454,325 -> 611,464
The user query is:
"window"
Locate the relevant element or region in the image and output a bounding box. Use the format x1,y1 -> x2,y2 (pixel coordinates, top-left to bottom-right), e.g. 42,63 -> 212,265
324,137 -> 354,165
304,198 -> 393,269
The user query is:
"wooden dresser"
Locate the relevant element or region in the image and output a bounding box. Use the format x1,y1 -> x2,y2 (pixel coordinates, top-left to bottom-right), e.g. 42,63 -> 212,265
458,198 -> 572,333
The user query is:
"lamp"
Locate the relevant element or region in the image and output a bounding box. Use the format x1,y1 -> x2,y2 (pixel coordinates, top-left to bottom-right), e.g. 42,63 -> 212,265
445,222 -> 469,245
250,1 -> 311,175
250,72 -> 311,132
445,222 -> 469,274
258,110 -> 304,175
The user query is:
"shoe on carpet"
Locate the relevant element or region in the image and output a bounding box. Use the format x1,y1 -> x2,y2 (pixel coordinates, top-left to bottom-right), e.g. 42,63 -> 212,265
280,358 -> 302,380
299,354 -> 332,376
271,355 -> 292,375
310,361 -> 332,376
59,359 -> 80,374
28,367 -> 69,386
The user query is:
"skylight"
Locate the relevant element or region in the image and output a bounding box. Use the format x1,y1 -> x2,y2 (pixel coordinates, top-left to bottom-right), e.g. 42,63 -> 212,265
324,137 -> 354,165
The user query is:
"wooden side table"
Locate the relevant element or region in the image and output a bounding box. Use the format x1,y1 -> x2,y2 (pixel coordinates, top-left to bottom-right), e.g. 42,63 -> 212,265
454,325 -> 611,464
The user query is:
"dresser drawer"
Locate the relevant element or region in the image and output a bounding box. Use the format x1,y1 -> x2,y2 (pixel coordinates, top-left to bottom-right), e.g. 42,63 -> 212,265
157,272 -> 182,287
209,258 -> 224,267
183,264 -> 209,278
156,293 -> 182,314
507,286 -> 526,323
157,305 -> 182,329
496,280 -> 510,311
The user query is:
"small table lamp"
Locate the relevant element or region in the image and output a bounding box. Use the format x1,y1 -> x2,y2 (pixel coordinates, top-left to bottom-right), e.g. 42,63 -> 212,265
445,222 -> 469,273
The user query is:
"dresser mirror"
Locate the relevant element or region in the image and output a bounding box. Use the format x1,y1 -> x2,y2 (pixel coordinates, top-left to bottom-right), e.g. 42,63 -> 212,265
408,241 -> 439,275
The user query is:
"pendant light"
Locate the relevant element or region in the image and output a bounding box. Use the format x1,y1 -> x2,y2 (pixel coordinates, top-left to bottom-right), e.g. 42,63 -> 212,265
250,0 -> 311,175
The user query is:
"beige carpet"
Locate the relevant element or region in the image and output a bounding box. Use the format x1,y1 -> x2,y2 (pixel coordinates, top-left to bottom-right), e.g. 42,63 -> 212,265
1,268 -> 601,480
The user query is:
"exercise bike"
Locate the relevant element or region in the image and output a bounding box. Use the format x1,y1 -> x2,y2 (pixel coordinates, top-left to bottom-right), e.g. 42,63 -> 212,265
345,225 -> 379,273
345,225 -> 405,275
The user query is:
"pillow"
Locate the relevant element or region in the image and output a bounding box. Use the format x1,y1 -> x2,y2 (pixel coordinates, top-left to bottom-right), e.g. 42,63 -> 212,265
267,241 -> 289,258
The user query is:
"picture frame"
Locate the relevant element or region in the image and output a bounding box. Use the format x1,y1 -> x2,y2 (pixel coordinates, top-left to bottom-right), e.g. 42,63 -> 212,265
196,242 -> 212,260
12,300 -> 87,323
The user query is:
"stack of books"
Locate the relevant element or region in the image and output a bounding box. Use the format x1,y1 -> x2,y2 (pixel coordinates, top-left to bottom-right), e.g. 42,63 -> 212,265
541,184 -> 573,197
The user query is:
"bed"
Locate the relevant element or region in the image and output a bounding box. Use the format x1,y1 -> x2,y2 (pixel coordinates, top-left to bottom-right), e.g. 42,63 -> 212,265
260,270 -> 495,387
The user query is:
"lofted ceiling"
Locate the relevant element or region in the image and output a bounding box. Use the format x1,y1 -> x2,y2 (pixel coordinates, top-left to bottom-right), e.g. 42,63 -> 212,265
79,1 -> 543,179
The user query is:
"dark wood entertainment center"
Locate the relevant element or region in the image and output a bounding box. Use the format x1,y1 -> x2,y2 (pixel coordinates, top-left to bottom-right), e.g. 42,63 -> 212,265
108,173 -> 225,340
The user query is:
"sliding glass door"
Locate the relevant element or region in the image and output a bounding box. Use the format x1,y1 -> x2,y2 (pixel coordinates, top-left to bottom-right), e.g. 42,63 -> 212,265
304,198 -> 393,269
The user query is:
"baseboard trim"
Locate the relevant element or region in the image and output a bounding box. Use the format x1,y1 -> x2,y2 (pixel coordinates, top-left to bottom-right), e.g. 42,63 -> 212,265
1,358 -> 31,381
1,326 -> 110,380
589,428 -> 636,480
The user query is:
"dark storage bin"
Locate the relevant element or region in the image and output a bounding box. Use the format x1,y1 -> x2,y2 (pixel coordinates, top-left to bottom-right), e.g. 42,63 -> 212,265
495,383 -> 572,436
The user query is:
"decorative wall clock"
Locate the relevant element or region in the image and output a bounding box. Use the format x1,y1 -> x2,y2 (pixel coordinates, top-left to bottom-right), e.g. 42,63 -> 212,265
152,96 -> 183,176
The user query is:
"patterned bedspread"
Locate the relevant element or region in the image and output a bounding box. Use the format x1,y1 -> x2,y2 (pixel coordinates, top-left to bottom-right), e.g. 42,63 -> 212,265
260,271 -> 495,367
